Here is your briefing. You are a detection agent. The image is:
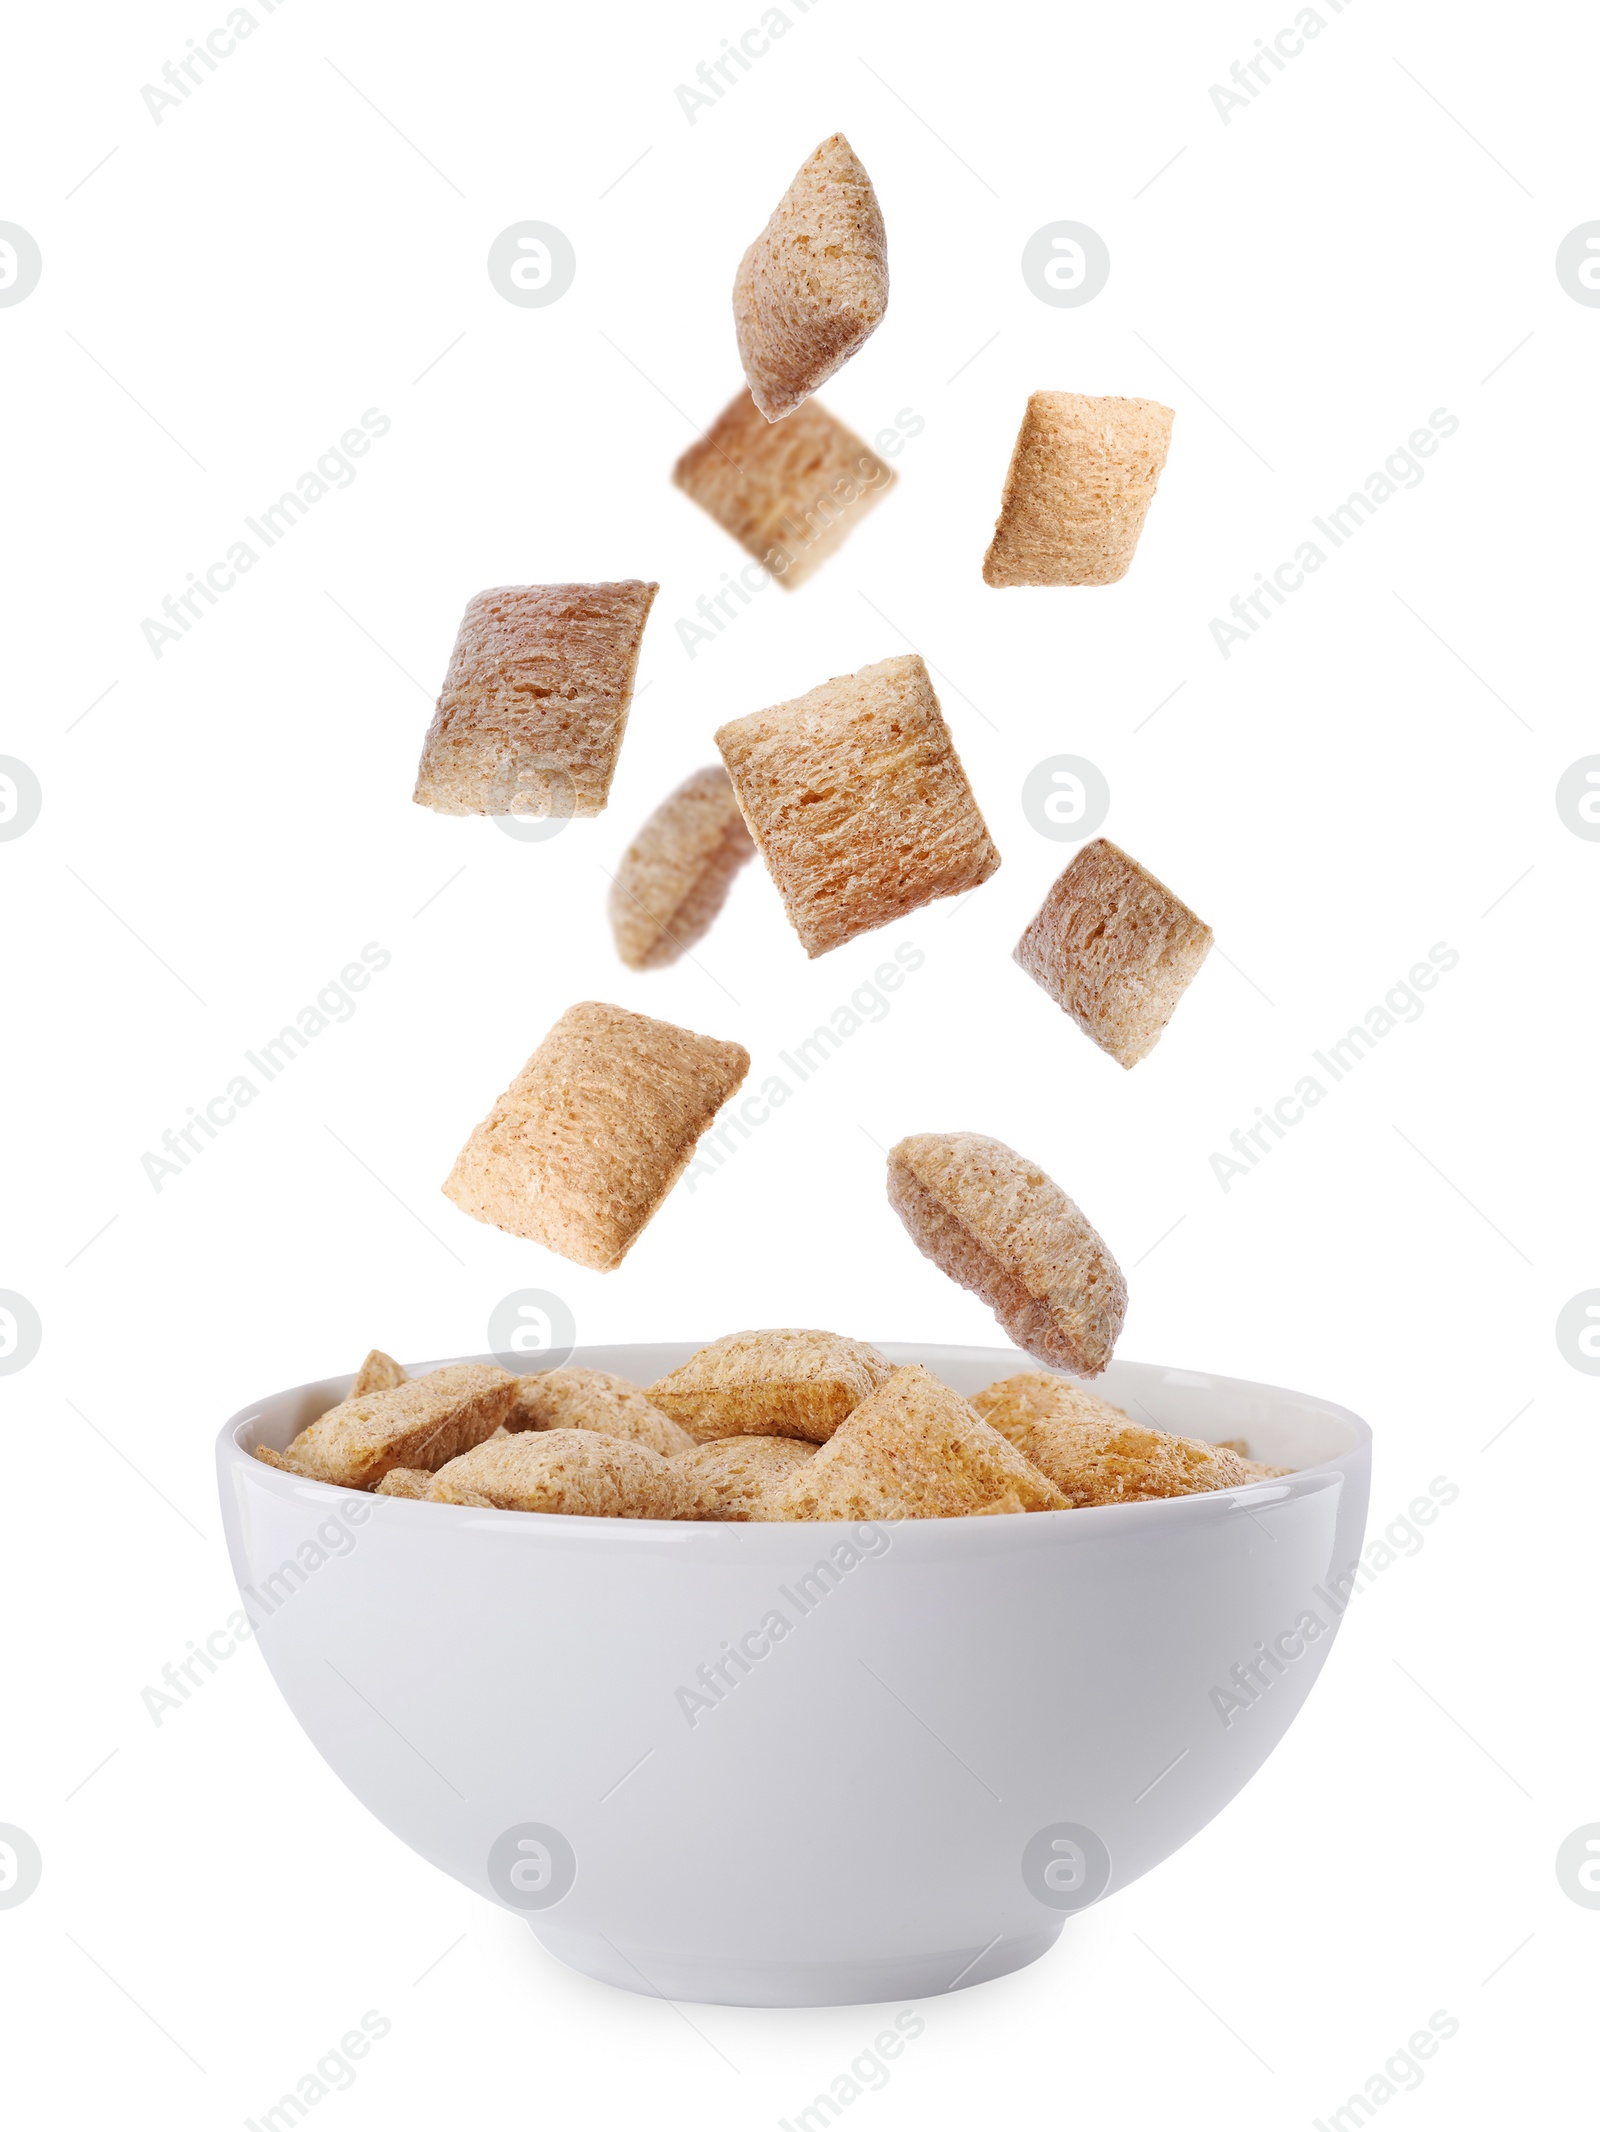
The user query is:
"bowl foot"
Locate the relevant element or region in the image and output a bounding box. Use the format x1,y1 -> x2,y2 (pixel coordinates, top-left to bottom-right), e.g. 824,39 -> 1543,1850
527,1921 -> 1062,2006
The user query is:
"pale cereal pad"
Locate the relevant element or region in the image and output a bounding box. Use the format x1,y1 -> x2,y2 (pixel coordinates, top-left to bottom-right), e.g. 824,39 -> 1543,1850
733,134 -> 888,422
715,654 -> 1000,958
256,1363 -> 518,1490
350,1348 -> 407,1397
427,1429 -> 683,1519
673,392 -> 895,591
983,393 -> 1173,588
676,1436 -> 817,1521
375,1468 -> 434,1499
412,581 -> 657,818
886,1133 -> 1127,1377
649,1329 -> 896,1444
511,1367 -> 695,1458
970,1372 -> 1134,1457
770,1365 -> 1067,1521
609,766 -> 754,973
1015,838 -> 1213,1069
1005,1416 -> 1261,1508
442,1002 -> 749,1270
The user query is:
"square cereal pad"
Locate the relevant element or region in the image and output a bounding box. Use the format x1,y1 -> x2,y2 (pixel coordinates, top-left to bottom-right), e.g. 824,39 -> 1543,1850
412,580 -> 657,818
673,391 -> 895,591
1014,838 -> 1212,1068
715,654 -> 1000,957
443,1002 -> 749,1269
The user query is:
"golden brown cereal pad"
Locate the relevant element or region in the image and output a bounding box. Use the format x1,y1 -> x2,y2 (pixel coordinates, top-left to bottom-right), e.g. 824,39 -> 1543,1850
672,391 -> 895,590
716,654 -> 1000,958
511,1368 -> 696,1458
676,1436 -> 818,1520
649,1329 -> 896,1444
1015,838 -> 1213,1069
608,766 -> 754,972
257,1363 -> 518,1490
771,1365 -> 1067,1521
733,134 -> 889,422
887,1133 -> 1127,1376
1001,1415 -> 1260,1507
983,393 -> 1174,588
427,1429 -> 683,1519
350,1348 -> 407,1398
442,1001 -> 750,1269
412,580 -> 657,818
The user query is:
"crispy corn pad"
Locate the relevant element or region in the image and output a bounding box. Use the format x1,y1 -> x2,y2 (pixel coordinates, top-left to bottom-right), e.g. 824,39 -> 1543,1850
1015,838 -> 1213,1069
512,1368 -> 695,1458
733,133 -> 888,421
412,581 -> 657,818
649,1329 -> 895,1444
676,1436 -> 817,1521
770,1365 -> 1067,1521
983,392 -> 1173,587
443,1001 -> 750,1269
609,766 -> 754,972
427,1429 -> 682,1518
257,1363 -> 517,1490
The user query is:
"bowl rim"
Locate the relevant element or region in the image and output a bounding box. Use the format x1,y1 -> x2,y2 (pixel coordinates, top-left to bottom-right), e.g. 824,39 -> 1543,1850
216,1342 -> 1372,1555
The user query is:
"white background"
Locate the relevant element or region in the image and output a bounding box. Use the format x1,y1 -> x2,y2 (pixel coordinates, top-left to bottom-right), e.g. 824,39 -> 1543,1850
2,0 -> 1595,2123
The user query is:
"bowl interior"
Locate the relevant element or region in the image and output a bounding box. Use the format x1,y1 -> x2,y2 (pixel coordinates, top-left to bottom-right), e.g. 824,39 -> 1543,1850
228,1341 -> 1367,1477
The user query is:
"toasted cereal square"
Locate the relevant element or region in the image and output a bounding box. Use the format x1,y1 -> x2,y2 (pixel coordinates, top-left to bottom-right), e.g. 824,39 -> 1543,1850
442,1001 -> 749,1269
412,581 -> 657,819
983,393 -> 1173,588
1015,838 -> 1213,1068
511,1368 -> 695,1458
887,1133 -> 1127,1376
770,1365 -> 1066,1520
734,134 -> 888,422
374,1467 -> 434,1498
255,1363 -> 517,1490
970,1371 -> 1134,1457
649,1329 -> 895,1444
673,392 -> 895,590
997,1414 -> 1259,1507
676,1436 -> 817,1520
715,654 -> 1000,957
609,766 -> 754,972
427,1429 -> 683,1518
350,1348 -> 407,1398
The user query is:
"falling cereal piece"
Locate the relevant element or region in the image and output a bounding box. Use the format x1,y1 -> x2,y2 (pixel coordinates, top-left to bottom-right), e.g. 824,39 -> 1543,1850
650,1329 -> 896,1444
254,1363 -> 518,1490
427,1429 -> 684,1518
887,1133 -> 1127,1376
412,581 -> 657,818
983,393 -> 1173,587
442,1001 -> 750,1269
734,134 -> 888,422
716,654 -> 1000,958
770,1365 -> 1066,1521
1015,838 -> 1213,1069
672,392 -> 895,590
609,766 -> 755,972
512,1367 -> 695,1458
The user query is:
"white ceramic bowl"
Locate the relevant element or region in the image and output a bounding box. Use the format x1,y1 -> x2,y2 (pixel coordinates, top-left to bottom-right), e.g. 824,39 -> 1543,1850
216,1343 -> 1370,2007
